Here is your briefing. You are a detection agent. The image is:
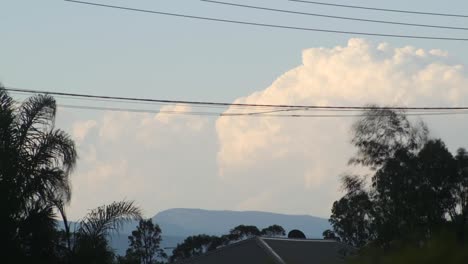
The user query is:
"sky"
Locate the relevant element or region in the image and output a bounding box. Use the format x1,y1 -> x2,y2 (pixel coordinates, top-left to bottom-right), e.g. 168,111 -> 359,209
2,0 -> 468,220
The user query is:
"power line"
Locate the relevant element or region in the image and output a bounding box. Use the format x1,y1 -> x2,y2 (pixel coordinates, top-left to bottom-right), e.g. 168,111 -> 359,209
58,104 -> 222,116
9,90 -> 239,110
226,111 -> 468,117
6,87 -> 468,111
57,104 -> 468,118
201,0 -> 468,31
14,89 -> 439,114
9,89 -> 354,113
63,0 -> 468,41
58,104 -> 310,116
289,0 -> 468,18
6,87 -> 301,110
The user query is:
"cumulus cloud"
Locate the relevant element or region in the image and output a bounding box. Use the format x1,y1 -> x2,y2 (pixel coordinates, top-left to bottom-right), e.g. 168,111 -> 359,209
66,107 -> 216,220
72,120 -> 97,144
216,39 -> 468,216
63,39 -> 468,220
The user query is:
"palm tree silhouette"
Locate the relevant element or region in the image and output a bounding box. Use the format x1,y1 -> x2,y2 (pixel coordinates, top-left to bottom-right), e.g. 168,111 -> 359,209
72,200 -> 142,263
0,85 -> 77,260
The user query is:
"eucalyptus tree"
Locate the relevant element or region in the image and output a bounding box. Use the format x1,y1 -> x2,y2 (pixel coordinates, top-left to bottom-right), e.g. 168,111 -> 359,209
330,107 -> 468,252
124,219 -> 166,264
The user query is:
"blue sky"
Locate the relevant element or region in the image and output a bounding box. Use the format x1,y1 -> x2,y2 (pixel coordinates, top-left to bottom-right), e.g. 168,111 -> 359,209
2,0 -> 468,101
2,0 -> 468,220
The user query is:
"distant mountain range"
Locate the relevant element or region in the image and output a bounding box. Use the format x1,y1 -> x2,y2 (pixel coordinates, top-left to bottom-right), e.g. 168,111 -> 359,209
106,208 -> 330,256
152,208 -> 330,238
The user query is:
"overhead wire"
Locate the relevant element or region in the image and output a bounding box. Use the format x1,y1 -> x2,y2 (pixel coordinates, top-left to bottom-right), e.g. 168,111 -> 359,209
8,86 -> 468,111
55,104 -> 468,118
8,90 -> 376,114
288,0 -> 468,18
58,104 -> 222,116
6,87 -> 468,118
7,87 -> 308,111
63,0 -> 468,41
201,0 -> 468,31
9,90 -> 238,110
24,1 -> 467,118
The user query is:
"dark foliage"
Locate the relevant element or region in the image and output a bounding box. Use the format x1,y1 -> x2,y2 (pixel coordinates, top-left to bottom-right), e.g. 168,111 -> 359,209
70,201 -> 142,264
72,234 -> 115,264
260,225 -> 286,237
169,224 -> 285,262
228,225 -> 261,241
348,232 -> 468,264
288,229 -> 306,239
322,229 -> 340,241
349,107 -> 427,169
169,234 -> 220,263
124,219 -> 166,264
329,108 -> 468,262
0,86 -> 77,263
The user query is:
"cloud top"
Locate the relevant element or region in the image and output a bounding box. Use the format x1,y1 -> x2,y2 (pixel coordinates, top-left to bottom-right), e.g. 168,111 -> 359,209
216,39 -> 468,216
66,39 -> 468,219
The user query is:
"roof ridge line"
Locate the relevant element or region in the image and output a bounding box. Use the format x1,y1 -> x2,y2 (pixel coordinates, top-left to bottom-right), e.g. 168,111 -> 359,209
261,237 -> 337,242
255,237 -> 287,264
173,237 -> 258,264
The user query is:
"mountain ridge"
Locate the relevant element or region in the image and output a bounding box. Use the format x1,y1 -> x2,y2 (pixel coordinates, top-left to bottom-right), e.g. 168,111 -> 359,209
155,208 -> 319,217
152,208 -> 330,238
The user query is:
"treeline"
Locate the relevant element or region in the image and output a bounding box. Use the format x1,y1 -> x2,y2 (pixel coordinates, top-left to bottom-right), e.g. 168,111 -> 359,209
114,219 -> 286,264
117,222 -> 285,263
168,224 -> 285,263
323,108 -> 468,263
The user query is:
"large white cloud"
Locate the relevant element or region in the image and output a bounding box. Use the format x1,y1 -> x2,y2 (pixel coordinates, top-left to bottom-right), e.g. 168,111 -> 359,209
63,39 -> 468,220
216,39 -> 468,216
66,106 -> 219,220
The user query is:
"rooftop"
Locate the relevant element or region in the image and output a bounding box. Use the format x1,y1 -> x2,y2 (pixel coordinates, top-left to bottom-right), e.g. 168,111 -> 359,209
175,237 -> 354,264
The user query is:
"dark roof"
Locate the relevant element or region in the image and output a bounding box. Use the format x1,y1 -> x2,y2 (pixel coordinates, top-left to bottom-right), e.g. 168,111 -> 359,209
175,238 -> 273,264
175,237 -> 353,264
263,238 -> 353,264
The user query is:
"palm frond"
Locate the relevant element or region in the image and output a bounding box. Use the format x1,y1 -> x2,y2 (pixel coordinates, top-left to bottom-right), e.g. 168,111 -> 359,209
21,168 -> 71,207
79,201 -> 142,239
15,94 -> 56,152
0,85 -> 13,107
20,203 -> 57,233
29,129 -> 77,175
0,86 -> 15,130
18,129 -> 76,206
0,86 -> 17,168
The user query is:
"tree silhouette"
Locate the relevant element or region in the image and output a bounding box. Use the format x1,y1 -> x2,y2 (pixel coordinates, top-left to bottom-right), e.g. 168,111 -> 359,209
169,224 -> 286,262
330,176 -> 374,247
170,234 -> 220,263
322,229 -> 340,241
0,86 -> 77,262
228,225 -> 261,241
349,107 -> 427,169
124,219 -> 166,264
454,148 -> 468,243
330,107 -> 468,260
260,225 -> 286,237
